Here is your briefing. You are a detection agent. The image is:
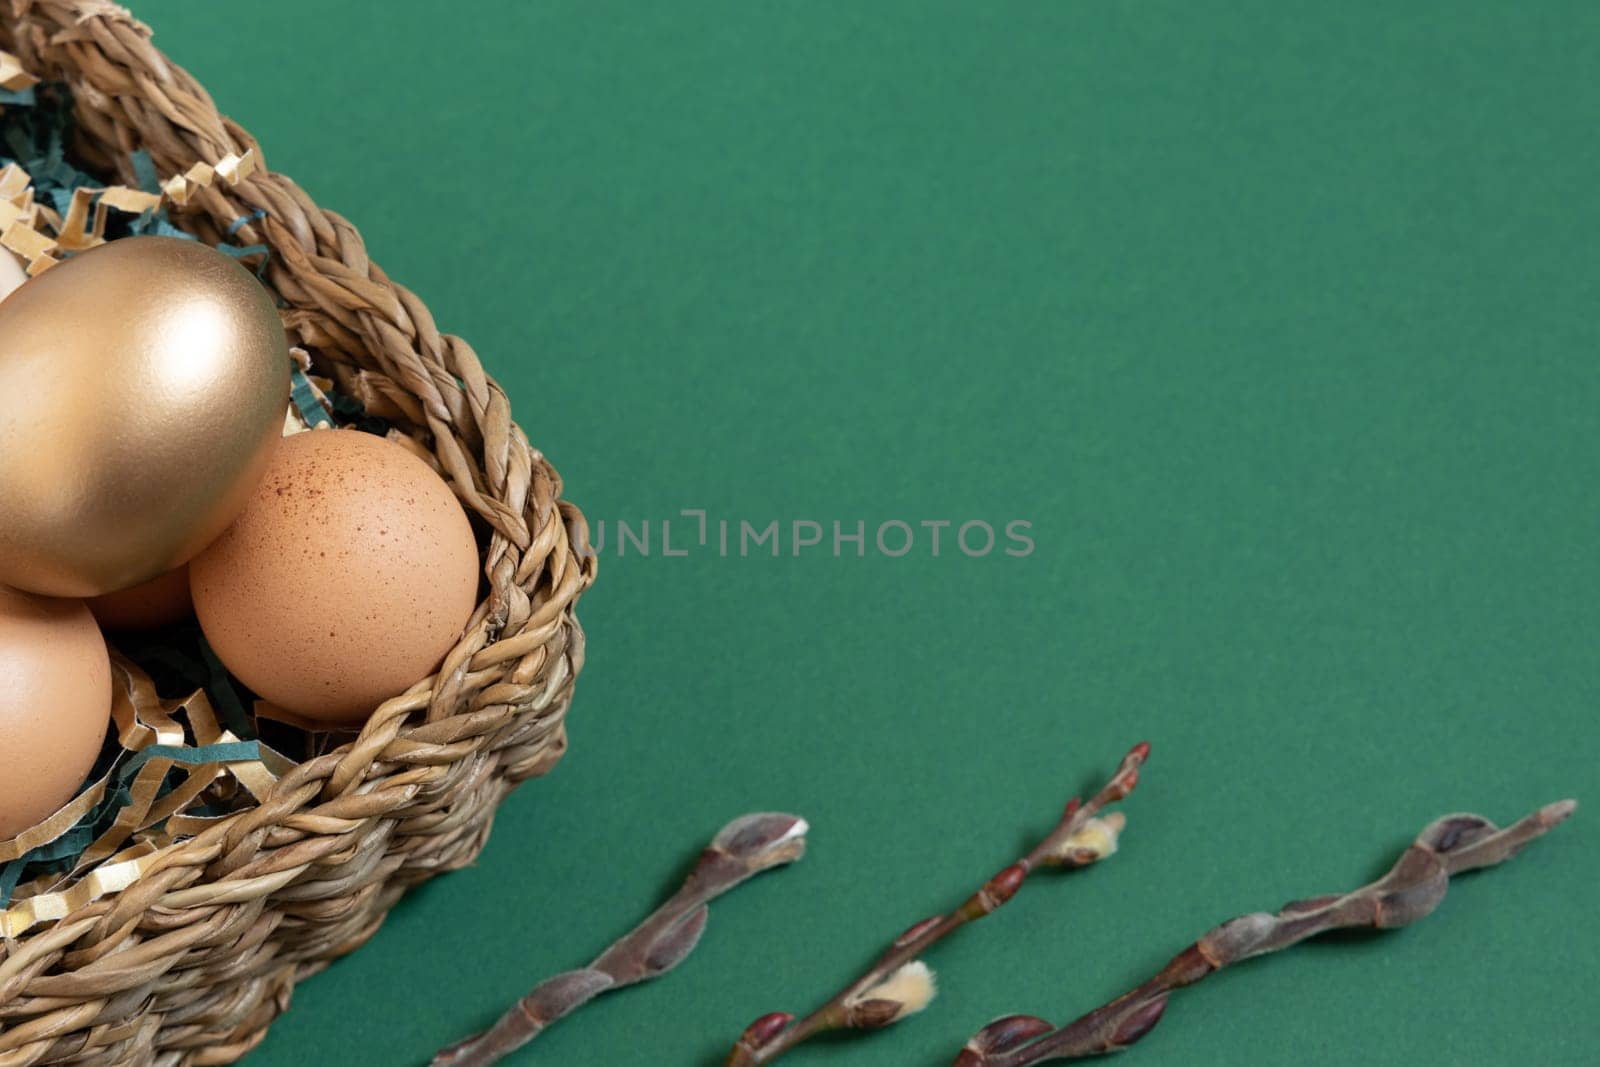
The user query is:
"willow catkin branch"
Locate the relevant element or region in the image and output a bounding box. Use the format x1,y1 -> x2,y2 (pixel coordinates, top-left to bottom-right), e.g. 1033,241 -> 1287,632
726,742 -> 1150,1066
430,812 -> 808,1067
955,798 -> 1577,1066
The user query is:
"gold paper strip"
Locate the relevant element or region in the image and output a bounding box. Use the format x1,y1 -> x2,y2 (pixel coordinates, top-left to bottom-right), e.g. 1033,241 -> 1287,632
55,187 -> 97,251
163,813 -> 233,838
110,655 -> 185,750
184,692 -> 290,799
0,850 -> 162,937
0,774 -> 111,864
62,758 -> 172,873
96,185 -> 163,214
140,764 -> 223,830
1,220 -> 53,261
0,162 -> 30,202
9,840 -> 159,904
161,148 -> 258,205
0,50 -> 38,92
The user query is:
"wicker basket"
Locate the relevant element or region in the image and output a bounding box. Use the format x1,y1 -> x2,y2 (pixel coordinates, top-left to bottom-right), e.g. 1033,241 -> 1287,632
0,3 -> 594,1064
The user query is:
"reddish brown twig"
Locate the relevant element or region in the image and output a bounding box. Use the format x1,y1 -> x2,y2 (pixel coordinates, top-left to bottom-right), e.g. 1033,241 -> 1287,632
955,799 -> 1577,1066
431,812 -> 808,1067
726,742 -> 1150,1066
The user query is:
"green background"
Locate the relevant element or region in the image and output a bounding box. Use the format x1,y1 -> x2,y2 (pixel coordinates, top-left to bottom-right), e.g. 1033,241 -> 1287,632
137,2 -> 1594,1064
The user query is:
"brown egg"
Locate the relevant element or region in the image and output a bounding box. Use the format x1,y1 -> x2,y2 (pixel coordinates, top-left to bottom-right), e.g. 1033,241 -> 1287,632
0,236 -> 289,597
191,429 -> 480,724
0,586 -> 112,841
87,564 -> 194,630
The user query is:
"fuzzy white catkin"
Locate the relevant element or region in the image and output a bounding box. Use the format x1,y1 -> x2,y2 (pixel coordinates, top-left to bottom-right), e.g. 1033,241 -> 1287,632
851,961 -> 937,1020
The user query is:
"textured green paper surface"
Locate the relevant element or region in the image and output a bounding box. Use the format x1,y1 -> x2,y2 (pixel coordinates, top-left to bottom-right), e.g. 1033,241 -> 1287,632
136,2 -> 1594,1064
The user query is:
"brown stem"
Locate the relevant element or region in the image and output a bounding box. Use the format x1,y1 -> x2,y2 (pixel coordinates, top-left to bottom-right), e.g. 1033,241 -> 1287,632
430,812 -> 808,1067
727,742 -> 1150,1066
955,798 -> 1577,1066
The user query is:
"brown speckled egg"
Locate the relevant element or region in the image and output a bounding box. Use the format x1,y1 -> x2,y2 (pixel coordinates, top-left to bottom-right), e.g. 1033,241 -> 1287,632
190,429 -> 479,725
87,564 -> 194,630
0,586 -> 112,841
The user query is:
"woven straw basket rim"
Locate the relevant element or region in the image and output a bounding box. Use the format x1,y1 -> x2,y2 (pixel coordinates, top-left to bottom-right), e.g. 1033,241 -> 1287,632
0,3 -> 593,1063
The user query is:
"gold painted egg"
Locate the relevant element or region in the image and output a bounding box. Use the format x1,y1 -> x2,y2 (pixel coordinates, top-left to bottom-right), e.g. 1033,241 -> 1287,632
0,236 -> 289,597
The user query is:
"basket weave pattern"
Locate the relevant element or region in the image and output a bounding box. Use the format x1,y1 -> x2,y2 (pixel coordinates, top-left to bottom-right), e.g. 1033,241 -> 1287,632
0,3 -> 594,1063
